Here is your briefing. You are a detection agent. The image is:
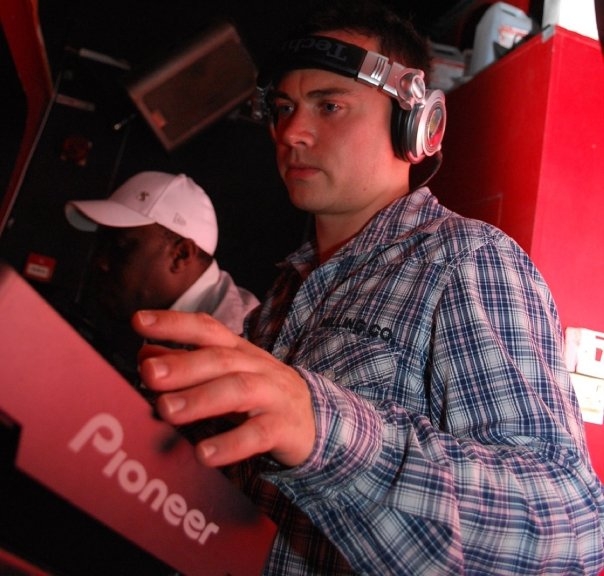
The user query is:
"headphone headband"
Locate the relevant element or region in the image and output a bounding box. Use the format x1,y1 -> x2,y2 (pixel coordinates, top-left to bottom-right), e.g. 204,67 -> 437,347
273,36 -> 366,79
266,35 -> 427,111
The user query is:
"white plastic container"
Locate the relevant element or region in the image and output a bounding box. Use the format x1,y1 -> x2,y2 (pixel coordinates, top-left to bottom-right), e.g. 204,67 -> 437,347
429,42 -> 472,92
542,0 -> 599,40
470,2 -> 534,75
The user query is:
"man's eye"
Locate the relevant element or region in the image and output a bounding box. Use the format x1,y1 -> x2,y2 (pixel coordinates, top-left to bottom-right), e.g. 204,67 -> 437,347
271,102 -> 294,118
321,102 -> 340,114
97,233 -> 136,260
109,237 -> 131,252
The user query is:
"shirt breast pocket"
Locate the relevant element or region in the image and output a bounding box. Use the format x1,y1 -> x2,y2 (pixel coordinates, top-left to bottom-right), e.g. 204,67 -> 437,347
294,328 -> 399,400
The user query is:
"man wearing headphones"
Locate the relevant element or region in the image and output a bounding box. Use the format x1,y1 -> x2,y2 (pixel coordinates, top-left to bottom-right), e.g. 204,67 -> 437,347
132,2 -> 604,574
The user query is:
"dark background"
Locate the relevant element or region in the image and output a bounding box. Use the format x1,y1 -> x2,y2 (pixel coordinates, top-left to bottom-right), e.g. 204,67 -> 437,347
0,0 -> 546,308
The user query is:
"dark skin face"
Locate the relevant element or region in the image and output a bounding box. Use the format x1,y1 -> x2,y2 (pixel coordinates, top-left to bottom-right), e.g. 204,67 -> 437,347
90,223 -> 204,322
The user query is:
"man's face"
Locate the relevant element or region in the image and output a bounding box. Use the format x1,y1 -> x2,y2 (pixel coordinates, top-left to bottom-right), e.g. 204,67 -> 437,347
270,31 -> 410,239
89,224 -> 179,322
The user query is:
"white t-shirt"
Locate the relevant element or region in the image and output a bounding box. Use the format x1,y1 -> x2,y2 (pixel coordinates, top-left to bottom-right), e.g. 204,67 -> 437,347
170,260 -> 259,334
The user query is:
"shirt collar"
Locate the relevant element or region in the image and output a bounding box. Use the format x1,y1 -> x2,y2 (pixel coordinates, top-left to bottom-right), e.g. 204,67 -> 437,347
170,259 -> 220,313
283,187 -> 440,271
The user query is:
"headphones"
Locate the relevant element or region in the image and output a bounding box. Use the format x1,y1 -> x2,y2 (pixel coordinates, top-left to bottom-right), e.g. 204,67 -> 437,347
255,35 -> 447,165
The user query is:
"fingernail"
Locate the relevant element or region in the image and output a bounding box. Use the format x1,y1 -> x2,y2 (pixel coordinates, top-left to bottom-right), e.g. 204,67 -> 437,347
138,311 -> 158,326
200,443 -> 217,459
164,395 -> 186,414
148,358 -> 169,379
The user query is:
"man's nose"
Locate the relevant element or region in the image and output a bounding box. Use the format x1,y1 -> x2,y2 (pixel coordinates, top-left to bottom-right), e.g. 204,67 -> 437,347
94,250 -> 111,273
275,109 -> 315,148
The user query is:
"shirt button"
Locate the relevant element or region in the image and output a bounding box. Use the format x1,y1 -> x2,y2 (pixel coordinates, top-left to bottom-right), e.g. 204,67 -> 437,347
273,346 -> 289,360
323,369 -> 337,381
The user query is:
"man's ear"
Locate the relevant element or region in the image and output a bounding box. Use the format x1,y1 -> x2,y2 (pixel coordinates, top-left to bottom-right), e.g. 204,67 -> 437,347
169,238 -> 197,272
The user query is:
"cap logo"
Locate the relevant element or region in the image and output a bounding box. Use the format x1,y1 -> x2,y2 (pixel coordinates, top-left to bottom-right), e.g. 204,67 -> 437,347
137,191 -> 150,202
173,213 -> 187,227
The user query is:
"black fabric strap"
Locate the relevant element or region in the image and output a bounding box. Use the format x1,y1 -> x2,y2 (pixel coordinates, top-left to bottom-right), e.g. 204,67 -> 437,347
268,35 -> 368,81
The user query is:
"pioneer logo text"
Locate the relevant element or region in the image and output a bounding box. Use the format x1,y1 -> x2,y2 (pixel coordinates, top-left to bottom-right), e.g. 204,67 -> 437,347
69,412 -> 220,545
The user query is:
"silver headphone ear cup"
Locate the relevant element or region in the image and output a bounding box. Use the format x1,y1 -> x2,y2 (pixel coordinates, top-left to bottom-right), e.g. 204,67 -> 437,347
404,90 -> 447,164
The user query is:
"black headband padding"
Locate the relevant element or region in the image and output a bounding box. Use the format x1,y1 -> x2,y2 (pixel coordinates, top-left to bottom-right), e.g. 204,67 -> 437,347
264,35 -> 369,85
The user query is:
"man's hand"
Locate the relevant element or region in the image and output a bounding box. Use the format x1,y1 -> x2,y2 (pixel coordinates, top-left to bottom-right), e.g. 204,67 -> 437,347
132,310 -> 316,468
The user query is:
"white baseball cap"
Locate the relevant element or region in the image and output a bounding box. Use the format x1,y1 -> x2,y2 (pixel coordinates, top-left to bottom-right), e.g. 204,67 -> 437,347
65,171 -> 218,255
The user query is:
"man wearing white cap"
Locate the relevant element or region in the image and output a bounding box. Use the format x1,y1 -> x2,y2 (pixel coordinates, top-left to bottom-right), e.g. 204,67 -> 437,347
65,171 -> 259,335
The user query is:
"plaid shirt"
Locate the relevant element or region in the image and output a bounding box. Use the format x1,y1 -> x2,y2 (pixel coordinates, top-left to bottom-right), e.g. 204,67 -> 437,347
236,188 -> 604,575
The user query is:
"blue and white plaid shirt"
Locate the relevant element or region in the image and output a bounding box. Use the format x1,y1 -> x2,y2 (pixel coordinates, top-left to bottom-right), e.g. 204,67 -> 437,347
236,188 -> 604,575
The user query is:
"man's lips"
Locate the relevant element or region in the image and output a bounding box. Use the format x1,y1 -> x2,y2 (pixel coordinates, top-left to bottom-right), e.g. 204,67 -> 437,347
284,163 -> 321,179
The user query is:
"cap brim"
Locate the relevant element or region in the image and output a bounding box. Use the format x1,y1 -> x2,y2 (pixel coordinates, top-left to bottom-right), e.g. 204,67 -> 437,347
65,200 -> 154,231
